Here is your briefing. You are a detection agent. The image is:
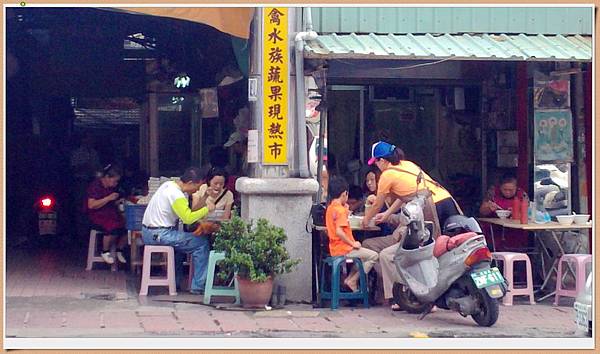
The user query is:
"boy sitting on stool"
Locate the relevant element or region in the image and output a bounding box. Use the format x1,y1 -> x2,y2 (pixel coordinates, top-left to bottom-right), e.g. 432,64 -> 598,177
325,176 -> 378,292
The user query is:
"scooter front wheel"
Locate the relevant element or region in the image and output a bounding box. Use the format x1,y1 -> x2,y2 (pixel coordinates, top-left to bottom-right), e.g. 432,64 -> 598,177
471,288 -> 499,327
393,283 -> 430,314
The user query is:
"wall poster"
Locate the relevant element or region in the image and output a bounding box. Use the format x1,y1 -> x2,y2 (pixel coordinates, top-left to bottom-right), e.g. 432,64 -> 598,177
534,110 -> 574,162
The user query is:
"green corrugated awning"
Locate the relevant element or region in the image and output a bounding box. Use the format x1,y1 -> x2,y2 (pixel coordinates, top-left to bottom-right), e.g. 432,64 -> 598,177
304,33 -> 592,62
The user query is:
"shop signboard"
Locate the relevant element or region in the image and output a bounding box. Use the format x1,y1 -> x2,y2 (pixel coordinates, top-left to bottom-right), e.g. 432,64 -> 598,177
263,7 -> 288,165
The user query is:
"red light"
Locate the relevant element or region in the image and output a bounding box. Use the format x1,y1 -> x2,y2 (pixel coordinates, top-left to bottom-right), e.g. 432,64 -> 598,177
41,197 -> 53,208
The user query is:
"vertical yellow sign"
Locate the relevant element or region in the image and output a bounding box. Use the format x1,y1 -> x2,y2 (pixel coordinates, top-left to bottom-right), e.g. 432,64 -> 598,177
263,7 -> 288,165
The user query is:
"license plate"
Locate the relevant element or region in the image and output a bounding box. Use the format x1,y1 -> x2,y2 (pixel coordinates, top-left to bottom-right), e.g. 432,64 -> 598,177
470,267 -> 505,289
574,302 -> 590,332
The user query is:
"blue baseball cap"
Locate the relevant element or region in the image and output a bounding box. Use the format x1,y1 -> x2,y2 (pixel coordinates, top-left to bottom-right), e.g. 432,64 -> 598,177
367,141 -> 396,165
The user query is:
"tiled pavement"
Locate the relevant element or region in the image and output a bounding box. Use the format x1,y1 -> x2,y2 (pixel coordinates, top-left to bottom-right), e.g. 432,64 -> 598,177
4,246 -> 586,338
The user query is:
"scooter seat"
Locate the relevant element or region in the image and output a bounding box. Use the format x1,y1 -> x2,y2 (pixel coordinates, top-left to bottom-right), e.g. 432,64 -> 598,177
433,232 -> 479,258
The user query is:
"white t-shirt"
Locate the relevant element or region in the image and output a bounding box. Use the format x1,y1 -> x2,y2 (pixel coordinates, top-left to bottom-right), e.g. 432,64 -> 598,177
142,181 -> 187,227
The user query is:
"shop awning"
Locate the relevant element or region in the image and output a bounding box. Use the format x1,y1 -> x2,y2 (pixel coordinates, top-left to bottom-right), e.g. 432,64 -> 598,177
304,33 -> 592,62
117,8 -> 255,39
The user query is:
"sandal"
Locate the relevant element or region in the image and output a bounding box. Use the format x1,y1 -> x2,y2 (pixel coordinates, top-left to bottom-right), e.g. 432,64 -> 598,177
390,303 -> 402,311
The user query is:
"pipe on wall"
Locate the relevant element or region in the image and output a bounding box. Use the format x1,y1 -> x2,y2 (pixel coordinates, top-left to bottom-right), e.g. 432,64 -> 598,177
294,8 -> 318,178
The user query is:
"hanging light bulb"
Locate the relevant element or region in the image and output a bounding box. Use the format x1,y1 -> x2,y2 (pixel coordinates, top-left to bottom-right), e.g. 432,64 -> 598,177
174,72 -> 190,88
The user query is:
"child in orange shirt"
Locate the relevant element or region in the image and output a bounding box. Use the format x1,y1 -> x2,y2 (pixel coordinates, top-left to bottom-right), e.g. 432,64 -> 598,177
325,176 -> 379,292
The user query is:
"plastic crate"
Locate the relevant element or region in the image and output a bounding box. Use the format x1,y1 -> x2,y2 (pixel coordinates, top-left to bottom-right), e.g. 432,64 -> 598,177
125,204 -> 146,231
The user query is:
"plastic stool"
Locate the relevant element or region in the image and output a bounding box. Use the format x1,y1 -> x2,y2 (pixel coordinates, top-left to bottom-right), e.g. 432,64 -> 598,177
86,229 -> 117,272
139,245 -> 177,296
492,252 -> 535,306
554,254 -> 592,306
319,256 -> 369,310
203,251 -> 240,305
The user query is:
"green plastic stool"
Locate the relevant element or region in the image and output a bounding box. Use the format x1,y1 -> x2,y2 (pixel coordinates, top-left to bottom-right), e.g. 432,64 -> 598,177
203,251 -> 240,305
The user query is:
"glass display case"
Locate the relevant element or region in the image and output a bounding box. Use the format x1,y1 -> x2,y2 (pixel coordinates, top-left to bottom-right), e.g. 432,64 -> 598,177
533,163 -> 571,218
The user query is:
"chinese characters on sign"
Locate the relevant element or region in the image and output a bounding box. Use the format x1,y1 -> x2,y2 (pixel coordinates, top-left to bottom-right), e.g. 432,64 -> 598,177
263,7 -> 288,164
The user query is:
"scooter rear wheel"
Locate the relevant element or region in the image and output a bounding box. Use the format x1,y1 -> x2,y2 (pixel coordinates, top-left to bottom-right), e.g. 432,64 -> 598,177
471,288 -> 499,327
393,283 -> 430,314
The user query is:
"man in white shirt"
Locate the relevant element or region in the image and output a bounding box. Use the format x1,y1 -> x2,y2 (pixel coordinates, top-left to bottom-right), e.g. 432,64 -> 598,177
142,167 -> 216,294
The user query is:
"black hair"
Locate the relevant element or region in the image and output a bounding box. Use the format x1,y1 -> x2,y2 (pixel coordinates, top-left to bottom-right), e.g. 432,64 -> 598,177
205,167 -> 228,186
328,175 -> 349,202
500,172 -> 517,185
383,147 -> 406,165
363,167 -> 380,194
180,167 -> 203,183
102,164 -> 122,178
348,185 -> 363,200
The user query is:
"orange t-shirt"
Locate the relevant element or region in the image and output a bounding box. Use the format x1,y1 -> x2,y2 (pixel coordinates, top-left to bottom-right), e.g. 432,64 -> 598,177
325,200 -> 355,256
378,161 -> 451,203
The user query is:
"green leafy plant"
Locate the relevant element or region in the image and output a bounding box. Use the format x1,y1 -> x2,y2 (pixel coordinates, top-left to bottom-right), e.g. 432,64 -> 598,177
213,215 -> 300,282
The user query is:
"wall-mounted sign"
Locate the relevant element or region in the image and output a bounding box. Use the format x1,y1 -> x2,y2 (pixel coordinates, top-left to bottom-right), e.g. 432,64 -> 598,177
263,7 -> 288,165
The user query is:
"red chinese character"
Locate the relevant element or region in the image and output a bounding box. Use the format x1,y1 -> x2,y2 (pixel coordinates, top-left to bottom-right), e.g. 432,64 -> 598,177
268,122 -> 284,139
268,8 -> 285,26
268,66 -> 283,83
268,142 -> 283,159
269,86 -> 283,101
268,104 -> 283,120
268,47 -> 284,64
267,28 -> 283,44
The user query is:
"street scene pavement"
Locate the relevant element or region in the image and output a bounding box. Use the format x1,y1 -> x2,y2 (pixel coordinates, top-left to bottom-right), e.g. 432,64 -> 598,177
5,247 -> 584,339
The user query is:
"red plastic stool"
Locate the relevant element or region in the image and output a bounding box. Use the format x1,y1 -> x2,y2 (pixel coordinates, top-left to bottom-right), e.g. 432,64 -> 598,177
492,252 -> 535,306
554,254 -> 592,306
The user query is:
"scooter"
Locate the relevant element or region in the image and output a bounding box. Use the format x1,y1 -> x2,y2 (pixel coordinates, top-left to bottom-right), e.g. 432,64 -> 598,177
392,195 -> 507,327
35,194 -> 59,236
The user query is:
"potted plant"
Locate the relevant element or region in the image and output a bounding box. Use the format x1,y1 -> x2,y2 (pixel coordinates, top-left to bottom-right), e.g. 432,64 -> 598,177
212,215 -> 300,308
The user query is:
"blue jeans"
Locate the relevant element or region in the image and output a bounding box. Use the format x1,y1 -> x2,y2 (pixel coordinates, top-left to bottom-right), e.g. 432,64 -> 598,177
142,226 -> 209,291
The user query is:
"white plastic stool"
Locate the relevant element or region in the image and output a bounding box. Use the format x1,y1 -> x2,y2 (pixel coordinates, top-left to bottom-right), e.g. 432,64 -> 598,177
139,245 -> 177,296
492,252 -> 535,306
86,229 -> 117,272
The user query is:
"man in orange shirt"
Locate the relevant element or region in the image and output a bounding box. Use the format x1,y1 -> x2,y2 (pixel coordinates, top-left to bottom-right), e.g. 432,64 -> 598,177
326,176 -> 379,292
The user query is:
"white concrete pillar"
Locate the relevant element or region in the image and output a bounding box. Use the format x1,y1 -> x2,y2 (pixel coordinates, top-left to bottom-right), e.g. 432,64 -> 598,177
236,177 -> 319,302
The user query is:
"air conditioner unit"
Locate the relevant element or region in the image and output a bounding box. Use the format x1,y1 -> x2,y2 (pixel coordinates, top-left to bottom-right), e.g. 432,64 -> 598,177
369,85 -> 414,102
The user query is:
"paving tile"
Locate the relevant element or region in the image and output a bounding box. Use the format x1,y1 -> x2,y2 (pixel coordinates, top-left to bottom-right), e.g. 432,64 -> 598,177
24,311 -> 62,328
176,312 -> 222,332
140,315 -> 182,334
212,311 -> 258,333
290,317 -> 341,333
6,310 -> 28,328
254,317 -> 300,332
136,307 -> 176,317
324,312 -> 381,333
102,311 -> 141,329
63,311 -> 102,329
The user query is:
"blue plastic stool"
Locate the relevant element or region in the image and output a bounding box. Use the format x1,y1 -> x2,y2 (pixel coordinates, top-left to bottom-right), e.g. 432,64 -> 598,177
319,256 -> 369,310
203,251 -> 240,305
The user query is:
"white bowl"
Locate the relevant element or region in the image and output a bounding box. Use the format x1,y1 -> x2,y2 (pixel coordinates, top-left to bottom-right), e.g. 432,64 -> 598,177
556,215 -> 575,226
573,214 -> 590,225
495,210 -> 511,219
348,215 -> 363,228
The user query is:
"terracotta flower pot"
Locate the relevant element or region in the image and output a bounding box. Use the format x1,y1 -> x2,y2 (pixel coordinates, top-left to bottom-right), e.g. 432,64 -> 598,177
236,275 -> 274,308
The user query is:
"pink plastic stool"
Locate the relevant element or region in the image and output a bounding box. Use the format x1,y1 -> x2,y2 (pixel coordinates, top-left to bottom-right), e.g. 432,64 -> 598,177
139,245 -> 177,296
86,229 -> 117,272
492,252 -> 535,306
554,254 -> 592,306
